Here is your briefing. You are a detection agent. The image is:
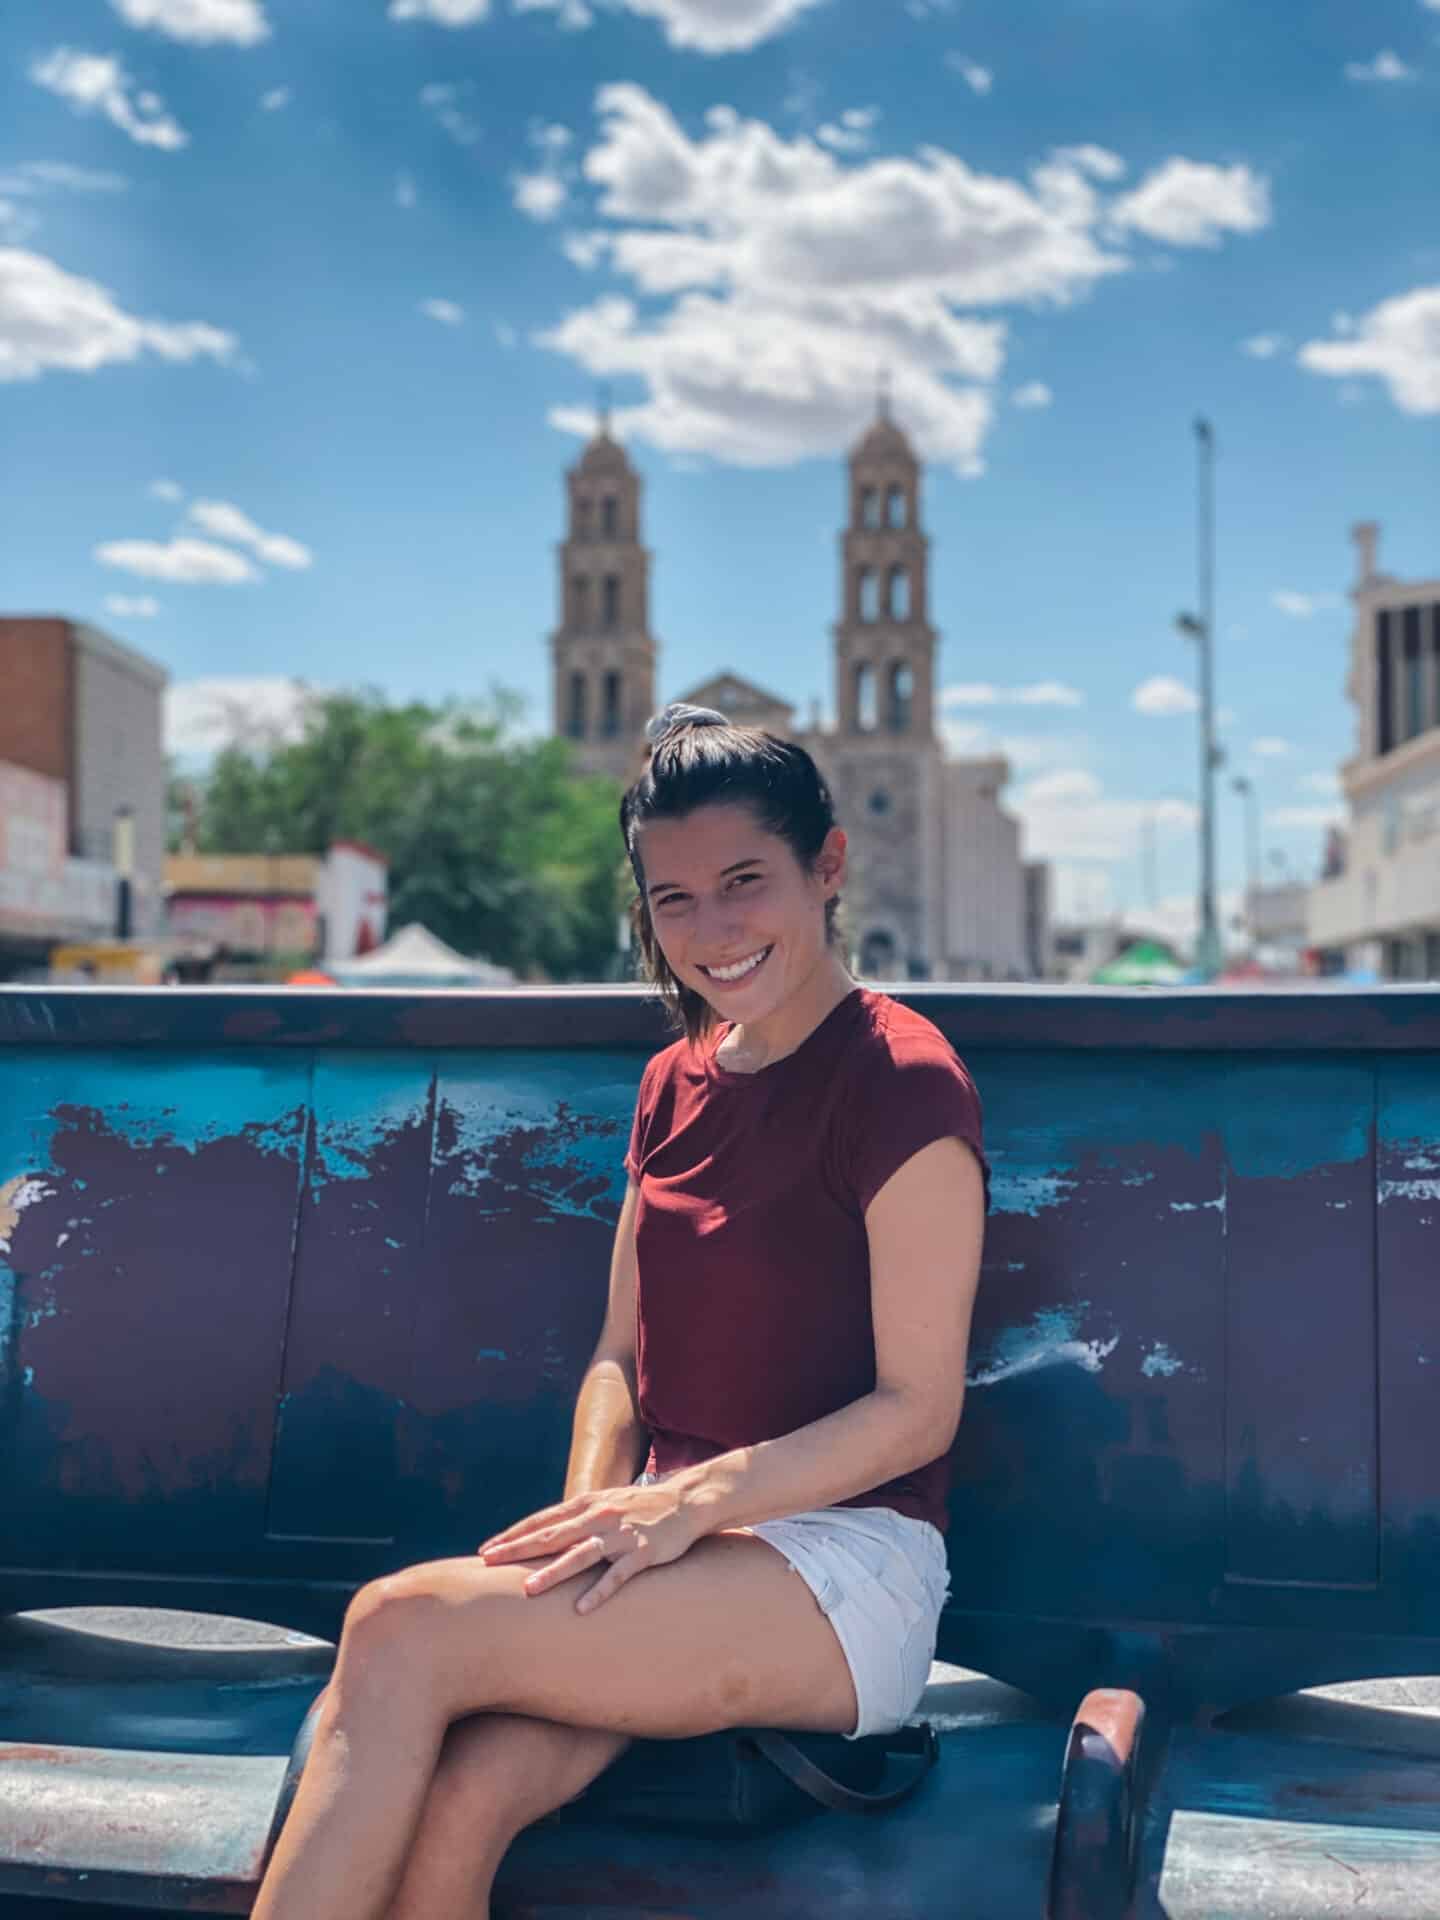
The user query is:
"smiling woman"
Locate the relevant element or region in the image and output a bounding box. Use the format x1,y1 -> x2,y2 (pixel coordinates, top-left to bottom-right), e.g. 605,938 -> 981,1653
250,703 -> 988,1920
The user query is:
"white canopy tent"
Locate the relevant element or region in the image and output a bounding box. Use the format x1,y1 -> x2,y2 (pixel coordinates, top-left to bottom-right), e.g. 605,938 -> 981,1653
328,922 -> 513,988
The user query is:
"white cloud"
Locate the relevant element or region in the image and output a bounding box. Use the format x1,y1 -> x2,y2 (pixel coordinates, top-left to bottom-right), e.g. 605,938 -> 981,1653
0,249 -> 235,381
186,499 -> 312,568
1132,674 -> 1198,716
1014,766 -> 1197,863
942,680 -> 1083,708
1267,804 -> 1345,830
1344,49 -> 1413,83
945,54 -> 993,95
1011,380 -> 1052,408
165,676 -> 312,759
1298,770 -> 1341,797
420,297 -> 465,325
31,49 -> 188,150
0,161 -> 129,197
96,536 -> 259,584
111,0 -> 270,44
1051,144 -> 1126,182
513,172 -> 568,220
539,89 -> 1264,475
1241,331 -> 1287,358
816,107 -> 879,154
420,82 -> 480,146
1108,158 -> 1270,248
391,0 -> 490,22
260,87 -> 290,111
395,172 -> 417,210
150,477 -> 184,501
520,0 -> 826,50
1250,736 -> 1292,758
514,0 -> 596,29
1272,589 -> 1341,617
104,593 -> 160,616
1298,285 -> 1440,415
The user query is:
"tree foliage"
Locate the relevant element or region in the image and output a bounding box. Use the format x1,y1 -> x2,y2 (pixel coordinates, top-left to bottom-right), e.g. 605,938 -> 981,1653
181,688 -> 629,982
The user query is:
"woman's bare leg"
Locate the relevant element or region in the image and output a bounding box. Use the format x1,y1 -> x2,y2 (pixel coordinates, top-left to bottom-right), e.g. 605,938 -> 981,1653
386,1713 -> 629,1920
252,1530 -> 856,1920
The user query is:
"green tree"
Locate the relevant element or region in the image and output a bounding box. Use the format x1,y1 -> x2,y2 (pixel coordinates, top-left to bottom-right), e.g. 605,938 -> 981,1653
194,688 -> 628,981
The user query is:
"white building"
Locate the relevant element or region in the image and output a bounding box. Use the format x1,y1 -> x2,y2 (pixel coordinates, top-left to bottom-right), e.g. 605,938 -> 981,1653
1308,524 -> 1440,980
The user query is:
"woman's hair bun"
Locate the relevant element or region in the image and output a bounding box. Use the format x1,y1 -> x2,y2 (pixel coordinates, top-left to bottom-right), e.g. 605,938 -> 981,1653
644,702 -> 729,745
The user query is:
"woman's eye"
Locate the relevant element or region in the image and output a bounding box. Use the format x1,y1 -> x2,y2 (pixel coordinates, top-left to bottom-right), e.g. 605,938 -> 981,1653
728,874 -> 759,890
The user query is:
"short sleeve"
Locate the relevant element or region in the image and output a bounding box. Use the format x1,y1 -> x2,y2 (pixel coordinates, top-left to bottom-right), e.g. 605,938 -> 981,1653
623,1055 -> 660,1183
841,1041 -> 989,1217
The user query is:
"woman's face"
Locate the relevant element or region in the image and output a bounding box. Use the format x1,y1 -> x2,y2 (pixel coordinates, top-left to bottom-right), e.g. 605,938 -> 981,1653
637,803 -> 846,1021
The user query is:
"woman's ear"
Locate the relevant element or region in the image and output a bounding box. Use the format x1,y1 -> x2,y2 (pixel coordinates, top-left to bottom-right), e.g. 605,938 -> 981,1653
817,826 -> 847,899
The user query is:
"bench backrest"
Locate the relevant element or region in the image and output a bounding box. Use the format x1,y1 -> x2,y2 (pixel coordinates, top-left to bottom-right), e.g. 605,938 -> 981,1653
3,984 -> 1438,1716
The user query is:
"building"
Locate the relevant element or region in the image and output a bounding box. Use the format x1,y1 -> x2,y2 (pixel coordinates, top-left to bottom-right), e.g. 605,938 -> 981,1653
1308,524 -> 1440,980
162,841 -> 388,980
0,617 -> 167,978
550,409 -> 1043,980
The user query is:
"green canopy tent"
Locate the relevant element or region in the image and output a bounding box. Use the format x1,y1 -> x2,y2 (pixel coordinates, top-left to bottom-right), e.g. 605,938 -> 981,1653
1089,939 -> 1186,986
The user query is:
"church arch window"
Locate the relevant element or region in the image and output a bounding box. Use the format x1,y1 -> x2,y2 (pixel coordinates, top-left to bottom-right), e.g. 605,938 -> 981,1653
868,788 -> 891,817
858,567 -> 880,622
886,485 -> 906,529
575,498 -> 592,538
566,671 -> 588,741
888,661 -> 915,732
887,565 -> 911,620
601,495 -> 618,538
855,661 -> 879,733
602,574 -> 620,628
601,670 -> 622,738
571,575 -> 589,627
860,486 -> 881,530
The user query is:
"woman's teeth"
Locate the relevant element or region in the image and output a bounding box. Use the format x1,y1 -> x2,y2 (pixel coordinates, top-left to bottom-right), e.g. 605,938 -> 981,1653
702,946 -> 772,983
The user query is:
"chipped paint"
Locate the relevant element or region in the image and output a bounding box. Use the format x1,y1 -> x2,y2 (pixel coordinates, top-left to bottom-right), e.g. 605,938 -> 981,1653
1141,1343 -> 1184,1378
967,1304 -> 1122,1387
1379,1178 -> 1440,1206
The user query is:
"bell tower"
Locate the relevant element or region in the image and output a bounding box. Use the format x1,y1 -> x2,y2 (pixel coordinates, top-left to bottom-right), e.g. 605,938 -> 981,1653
825,398 -> 943,981
550,416 -> 657,781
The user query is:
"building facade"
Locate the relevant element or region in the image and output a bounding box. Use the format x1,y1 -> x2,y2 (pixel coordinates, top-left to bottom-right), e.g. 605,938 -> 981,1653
1307,524 -> 1440,979
548,412 -> 1042,980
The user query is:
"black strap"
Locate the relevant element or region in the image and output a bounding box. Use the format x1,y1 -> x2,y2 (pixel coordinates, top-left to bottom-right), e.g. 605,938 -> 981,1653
749,1723 -> 938,1813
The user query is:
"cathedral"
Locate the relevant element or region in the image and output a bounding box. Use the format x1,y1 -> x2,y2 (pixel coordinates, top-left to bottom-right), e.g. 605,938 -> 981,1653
548,408 -> 1047,981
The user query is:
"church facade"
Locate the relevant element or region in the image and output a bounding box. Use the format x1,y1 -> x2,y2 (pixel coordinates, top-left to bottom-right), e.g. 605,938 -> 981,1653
548,412 -> 1044,981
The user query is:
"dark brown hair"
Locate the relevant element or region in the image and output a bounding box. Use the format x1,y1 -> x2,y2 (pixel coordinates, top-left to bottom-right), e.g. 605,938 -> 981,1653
619,705 -> 843,1044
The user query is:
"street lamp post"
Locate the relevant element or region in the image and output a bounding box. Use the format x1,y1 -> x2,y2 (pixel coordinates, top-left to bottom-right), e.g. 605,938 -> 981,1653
1175,417 -> 1221,980
1232,774 -> 1260,940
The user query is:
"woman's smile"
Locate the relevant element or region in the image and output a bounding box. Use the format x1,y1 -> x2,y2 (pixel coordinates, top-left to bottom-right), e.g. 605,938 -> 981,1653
697,944 -> 774,988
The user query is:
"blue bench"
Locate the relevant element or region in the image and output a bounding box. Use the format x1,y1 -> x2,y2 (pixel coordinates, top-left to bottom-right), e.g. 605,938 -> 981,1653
2,983 -> 1439,1914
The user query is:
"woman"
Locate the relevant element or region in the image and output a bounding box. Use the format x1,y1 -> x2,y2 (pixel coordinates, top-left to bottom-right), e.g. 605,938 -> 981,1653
252,704 -> 988,1919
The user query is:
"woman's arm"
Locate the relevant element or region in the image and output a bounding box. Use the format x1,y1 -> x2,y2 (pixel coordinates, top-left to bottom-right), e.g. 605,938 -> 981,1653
668,1135 -> 986,1534
562,1180 -> 650,1499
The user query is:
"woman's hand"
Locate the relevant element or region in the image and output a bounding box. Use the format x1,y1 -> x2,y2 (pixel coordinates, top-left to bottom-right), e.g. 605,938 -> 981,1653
476,1479 -> 703,1614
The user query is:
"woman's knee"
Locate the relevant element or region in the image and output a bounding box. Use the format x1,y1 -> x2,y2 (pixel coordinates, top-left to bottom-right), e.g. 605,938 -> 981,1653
337,1568 -> 455,1702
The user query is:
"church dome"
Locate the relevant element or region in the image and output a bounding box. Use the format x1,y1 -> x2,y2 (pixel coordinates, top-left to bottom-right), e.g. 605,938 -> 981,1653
852,410 -> 916,464
577,427 -> 632,473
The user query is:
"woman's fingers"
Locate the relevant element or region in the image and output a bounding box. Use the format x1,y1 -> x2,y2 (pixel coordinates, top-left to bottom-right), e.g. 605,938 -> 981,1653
519,1536 -> 610,1597
476,1497 -> 583,1555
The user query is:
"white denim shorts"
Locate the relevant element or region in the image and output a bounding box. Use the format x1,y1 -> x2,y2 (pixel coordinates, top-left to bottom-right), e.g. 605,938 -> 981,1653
635,1472 -> 950,1740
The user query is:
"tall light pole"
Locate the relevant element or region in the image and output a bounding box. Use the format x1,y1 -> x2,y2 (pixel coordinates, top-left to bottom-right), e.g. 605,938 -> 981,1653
1175,417 -> 1221,979
1231,773 -> 1260,940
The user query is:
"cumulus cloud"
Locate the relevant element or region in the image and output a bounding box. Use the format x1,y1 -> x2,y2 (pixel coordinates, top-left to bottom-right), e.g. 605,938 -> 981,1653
31,49 -> 188,150
420,297 -> 465,325
186,499 -> 312,568
517,0 -> 825,50
96,537 -> 259,584
538,88 -> 1268,474
1013,766 -> 1196,863
1272,589 -> 1340,616
0,249 -> 236,381
1107,158 -> 1270,248
513,172 -> 567,220
391,0 -> 490,21
513,0 -> 596,29
816,108 -> 879,155
1011,380 -> 1052,408
1297,770 -> 1341,797
1344,50 -> 1413,82
260,87 -> 290,111
942,681 -> 1083,708
1132,674 -> 1199,716
165,676 -> 312,759
1298,286 -> 1440,415
1267,803 -> 1345,830
945,54 -> 993,94
105,594 -> 160,616
150,477 -> 184,501
110,0 -> 270,44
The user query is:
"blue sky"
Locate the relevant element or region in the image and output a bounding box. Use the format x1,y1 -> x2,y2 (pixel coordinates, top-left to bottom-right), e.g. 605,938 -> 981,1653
2,0 -> 1437,931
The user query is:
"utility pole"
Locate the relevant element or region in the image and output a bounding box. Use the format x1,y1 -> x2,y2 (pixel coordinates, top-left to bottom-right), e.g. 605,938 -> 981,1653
1232,773 -> 1260,939
1175,418 -> 1221,979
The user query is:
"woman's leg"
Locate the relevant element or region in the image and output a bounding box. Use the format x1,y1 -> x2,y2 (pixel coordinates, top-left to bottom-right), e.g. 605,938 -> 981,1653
252,1529 -> 856,1920
386,1712 -> 629,1920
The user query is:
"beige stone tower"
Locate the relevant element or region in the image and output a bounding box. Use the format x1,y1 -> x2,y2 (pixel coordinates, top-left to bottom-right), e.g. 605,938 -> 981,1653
550,421 -> 657,781
823,403 -> 944,980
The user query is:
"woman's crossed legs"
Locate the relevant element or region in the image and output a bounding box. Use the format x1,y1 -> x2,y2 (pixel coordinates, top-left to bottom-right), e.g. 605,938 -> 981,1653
251,1529 -> 858,1920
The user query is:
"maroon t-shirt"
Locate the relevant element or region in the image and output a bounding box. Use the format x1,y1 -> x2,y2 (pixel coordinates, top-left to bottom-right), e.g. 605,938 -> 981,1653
623,986 -> 988,1535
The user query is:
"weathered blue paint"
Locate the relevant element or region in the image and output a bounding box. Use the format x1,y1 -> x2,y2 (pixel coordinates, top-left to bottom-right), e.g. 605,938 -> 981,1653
1,982 -> 1439,1914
